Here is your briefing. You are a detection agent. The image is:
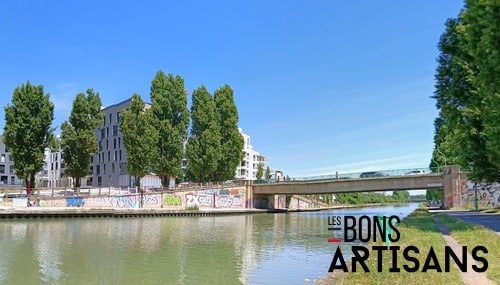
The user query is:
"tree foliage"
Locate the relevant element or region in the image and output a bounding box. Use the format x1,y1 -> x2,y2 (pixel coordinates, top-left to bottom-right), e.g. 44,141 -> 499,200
3,81 -> 54,193
150,70 -> 189,187
256,163 -> 264,180
186,86 -> 221,182
431,0 -> 500,181
213,85 -> 244,181
61,89 -> 103,191
120,94 -> 158,191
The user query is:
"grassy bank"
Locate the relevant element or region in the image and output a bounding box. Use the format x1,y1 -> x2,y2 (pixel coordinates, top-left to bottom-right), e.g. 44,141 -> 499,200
435,214 -> 500,283
318,208 -> 465,285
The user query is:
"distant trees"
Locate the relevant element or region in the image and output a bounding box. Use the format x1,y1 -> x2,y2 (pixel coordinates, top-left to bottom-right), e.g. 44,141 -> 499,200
61,89 -> 103,193
431,0 -> 500,181
186,86 -> 221,182
150,71 -> 189,187
3,81 -> 54,194
120,94 -> 158,195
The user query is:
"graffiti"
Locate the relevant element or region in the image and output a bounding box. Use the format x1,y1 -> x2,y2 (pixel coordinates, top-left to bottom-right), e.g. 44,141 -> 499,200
219,189 -> 230,195
217,196 -> 233,208
164,195 -> 181,206
186,193 -> 213,207
462,182 -> 500,207
141,195 -> 160,205
232,197 -> 243,207
110,196 -> 137,208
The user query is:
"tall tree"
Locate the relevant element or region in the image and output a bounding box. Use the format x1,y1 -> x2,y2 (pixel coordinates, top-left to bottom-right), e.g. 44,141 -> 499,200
213,85 -> 244,181
462,0 -> 500,173
61,89 -> 103,193
150,70 -> 189,187
431,1 -> 500,181
3,81 -> 54,194
186,86 -> 221,182
120,94 -> 158,203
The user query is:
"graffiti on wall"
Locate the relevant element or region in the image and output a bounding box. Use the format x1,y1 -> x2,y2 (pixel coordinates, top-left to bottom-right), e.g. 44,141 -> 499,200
164,195 -> 181,206
462,182 -> 500,207
184,188 -> 246,209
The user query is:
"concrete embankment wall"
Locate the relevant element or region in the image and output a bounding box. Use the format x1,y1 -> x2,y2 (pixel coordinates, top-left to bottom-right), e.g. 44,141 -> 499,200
0,186 -> 248,210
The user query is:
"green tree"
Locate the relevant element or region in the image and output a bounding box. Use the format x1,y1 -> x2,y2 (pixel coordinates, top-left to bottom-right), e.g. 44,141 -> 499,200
120,94 -> 158,202
186,86 -> 221,182
150,70 -> 189,187
256,163 -> 264,180
213,85 -> 244,181
3,81 -> 54,194
265,166 -> 271,180
431,8 -> 500,181
426,188 -> 442,203
392,190 -> 410,203
461,0 -> 500,173
61,89 -> 103,193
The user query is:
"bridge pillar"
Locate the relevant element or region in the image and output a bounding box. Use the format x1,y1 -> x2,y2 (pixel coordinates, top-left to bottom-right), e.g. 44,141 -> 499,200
442,165 -> 465,209
245,180 -> 253,208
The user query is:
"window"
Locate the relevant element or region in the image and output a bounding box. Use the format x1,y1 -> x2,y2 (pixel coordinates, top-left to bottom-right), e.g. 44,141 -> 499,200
109,113 -> 112,124
119,150 -> 122,161
9,165 -> 14,174
112,163 -> 115,173
103,164 -> 106,175
0,165 -> 4,174
114,151 -> 117,161
96,165 -> 100,175
114,138 -> 116,149
113,125 -> 118,136
106,127 -> 109,137
0,154 -> 5,163
117,112 -> 121,123
101,128 -> 105,139
99,141 -> 102,151
108,151 -> 110,162
118,137 -> 121,148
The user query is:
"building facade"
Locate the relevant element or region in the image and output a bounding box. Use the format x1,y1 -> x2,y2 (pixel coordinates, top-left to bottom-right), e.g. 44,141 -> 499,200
235,128 -> 267,180
90,98 -> 161,188
0,136 -> 22,186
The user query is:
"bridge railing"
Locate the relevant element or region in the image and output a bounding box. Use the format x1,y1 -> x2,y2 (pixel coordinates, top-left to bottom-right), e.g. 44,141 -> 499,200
254,167 -> 442,184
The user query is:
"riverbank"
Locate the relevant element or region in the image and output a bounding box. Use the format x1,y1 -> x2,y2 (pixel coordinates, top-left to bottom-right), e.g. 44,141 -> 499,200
0,201 -> 414,218
0,207 -> 269,218
316,207 -> 499,285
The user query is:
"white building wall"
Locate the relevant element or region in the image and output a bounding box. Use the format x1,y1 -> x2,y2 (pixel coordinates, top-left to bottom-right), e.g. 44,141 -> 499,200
235,128 -> 267,180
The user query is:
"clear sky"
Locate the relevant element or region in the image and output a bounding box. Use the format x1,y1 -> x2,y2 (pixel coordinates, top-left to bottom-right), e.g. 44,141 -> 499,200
0,1 -> 464,177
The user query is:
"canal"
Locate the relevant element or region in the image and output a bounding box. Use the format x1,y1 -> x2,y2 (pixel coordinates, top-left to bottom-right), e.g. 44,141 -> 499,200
0,203 -> 419,284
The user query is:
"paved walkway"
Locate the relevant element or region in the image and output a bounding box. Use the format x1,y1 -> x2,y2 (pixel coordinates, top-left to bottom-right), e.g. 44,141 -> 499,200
433,217 -> 496,285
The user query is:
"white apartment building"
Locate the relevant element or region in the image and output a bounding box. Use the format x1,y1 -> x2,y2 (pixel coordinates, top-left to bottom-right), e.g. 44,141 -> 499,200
235,128 -> 267,180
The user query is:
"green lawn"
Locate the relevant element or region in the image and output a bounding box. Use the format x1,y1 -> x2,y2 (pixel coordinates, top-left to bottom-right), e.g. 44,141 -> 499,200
435,213 -> 500,283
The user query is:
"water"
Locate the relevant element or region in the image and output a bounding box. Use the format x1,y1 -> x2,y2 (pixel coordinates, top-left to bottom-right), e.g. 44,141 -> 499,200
0,203 -> 419,284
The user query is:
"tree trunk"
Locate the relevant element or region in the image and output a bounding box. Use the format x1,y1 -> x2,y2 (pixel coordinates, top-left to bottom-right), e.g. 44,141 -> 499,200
136,176 -> 142,208
74,176 -> 80,196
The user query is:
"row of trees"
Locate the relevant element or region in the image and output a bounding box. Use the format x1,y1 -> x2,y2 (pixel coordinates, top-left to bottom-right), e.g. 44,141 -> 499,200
431,0 -> 499,181
3,70 -> 244,193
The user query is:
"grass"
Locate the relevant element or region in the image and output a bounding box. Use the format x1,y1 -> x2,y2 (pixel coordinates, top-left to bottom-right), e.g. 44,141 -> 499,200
319,208 -> 464,285
435,213 -> 500,283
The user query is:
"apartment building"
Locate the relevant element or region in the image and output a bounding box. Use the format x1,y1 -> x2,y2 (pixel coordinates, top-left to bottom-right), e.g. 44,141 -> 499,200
0,136 -> 22,186
235,128 -> 267,180
90,98 -> 161,188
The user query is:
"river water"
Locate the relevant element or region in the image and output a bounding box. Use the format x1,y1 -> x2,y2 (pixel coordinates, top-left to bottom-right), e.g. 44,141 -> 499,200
0,203 -> 419,284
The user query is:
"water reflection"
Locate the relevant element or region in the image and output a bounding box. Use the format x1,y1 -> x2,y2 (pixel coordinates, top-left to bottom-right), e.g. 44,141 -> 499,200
0,203 -> 419,284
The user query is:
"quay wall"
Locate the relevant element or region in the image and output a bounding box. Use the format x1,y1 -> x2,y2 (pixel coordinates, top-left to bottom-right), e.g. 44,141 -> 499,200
0,186 -> 248,210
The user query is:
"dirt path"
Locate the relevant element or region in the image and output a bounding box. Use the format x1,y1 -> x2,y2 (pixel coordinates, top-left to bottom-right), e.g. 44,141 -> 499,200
433,217 -> 497,285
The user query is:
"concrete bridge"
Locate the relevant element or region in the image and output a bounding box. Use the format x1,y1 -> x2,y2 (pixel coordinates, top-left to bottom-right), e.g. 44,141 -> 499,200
249,166 -> 466,209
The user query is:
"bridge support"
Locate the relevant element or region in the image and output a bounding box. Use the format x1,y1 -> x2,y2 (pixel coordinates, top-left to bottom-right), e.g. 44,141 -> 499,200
442,165 -> 466,209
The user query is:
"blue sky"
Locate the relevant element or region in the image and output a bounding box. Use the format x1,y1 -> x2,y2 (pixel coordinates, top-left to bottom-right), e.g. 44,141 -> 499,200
0,1 -> 464,177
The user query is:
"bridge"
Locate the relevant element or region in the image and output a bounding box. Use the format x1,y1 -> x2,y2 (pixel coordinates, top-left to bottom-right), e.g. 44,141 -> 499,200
248,166 -> 466,209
